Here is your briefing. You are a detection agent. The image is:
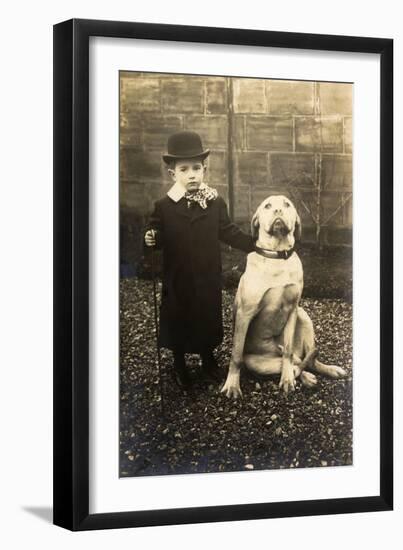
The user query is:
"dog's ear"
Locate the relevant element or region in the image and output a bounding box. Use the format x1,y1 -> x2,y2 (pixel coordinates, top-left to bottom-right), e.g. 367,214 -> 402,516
251,210 -> 259,240
294,212 -> 302,241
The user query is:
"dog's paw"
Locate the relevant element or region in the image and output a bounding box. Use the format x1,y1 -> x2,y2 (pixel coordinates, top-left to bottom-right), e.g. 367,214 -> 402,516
327,365 -> 347,379
300,371 -> 317,388
279,367 -> 296,394
220,379 -> 243,399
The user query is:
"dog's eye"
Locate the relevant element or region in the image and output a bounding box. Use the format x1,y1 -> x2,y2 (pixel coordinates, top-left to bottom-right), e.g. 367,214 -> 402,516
265,203 -> 271,209
284,202 -> 290,208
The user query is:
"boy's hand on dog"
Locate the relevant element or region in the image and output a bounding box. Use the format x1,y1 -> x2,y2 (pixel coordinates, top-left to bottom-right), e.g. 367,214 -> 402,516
145,230 -> 157,247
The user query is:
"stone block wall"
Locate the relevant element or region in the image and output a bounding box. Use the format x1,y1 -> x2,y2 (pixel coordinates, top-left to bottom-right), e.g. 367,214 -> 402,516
120,72 -> 352,248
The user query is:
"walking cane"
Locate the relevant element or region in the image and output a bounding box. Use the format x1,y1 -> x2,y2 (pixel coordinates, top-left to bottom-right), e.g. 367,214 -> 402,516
150,235 -> 165,417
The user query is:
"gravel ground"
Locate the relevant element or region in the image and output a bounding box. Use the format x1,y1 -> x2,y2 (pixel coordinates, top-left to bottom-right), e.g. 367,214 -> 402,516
120,278 -> 352,477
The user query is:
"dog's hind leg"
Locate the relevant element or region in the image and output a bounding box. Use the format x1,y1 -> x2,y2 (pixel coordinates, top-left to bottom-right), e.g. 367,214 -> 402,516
243,307 -> 319,384
296,307 -> 346,379
294,307 -> 315,357
244,354 -> 283,377
243,350 -> 316,387
293,308 -> 318,387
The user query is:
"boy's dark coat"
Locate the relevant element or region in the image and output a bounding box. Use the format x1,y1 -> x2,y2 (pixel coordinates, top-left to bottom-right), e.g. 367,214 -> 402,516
148,195 -> 254,353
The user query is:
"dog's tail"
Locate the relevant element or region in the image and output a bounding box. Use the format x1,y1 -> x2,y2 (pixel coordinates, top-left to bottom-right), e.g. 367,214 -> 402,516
313,358 -> 347,378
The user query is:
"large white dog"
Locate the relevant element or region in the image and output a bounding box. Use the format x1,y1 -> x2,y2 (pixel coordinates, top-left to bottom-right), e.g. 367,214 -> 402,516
221,195 -> 346,399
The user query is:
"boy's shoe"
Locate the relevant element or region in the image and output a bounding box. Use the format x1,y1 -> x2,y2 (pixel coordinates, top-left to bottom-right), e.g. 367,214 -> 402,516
172,355 -> 192,389
201,352 -> 222,382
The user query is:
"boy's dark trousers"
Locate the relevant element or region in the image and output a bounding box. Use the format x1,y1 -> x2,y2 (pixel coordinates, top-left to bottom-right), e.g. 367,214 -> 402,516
172,347 -> 222,389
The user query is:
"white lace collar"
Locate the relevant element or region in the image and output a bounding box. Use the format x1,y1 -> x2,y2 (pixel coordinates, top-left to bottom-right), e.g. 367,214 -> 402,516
167,182 -> 207,202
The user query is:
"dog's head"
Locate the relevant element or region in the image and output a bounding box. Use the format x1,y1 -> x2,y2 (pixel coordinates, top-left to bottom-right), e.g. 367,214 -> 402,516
251,195 -> 301,243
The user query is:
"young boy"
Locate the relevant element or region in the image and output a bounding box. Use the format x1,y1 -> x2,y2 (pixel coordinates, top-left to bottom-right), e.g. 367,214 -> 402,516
145,131 -> 254,389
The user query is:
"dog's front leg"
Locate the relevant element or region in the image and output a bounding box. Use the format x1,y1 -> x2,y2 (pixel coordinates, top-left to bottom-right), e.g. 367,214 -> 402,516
279,307 -> 298,394
221,310 -> 252,399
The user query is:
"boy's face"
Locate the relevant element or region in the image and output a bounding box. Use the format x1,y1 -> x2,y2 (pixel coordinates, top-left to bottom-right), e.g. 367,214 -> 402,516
168,158 -> 206,193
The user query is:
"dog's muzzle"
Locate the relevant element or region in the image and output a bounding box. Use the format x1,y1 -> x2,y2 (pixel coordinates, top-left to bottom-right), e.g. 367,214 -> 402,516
268,218 -> 290,236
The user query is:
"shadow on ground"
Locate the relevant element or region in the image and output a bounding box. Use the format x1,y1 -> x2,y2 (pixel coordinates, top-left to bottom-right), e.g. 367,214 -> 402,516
22,506 -> 53,524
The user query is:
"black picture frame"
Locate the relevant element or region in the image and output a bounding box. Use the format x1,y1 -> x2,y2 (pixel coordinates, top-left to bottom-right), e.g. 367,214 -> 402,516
53,18 -> 393,531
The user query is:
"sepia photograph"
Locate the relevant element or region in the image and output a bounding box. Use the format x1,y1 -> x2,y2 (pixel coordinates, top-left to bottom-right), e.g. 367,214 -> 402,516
119,71 -> 353,478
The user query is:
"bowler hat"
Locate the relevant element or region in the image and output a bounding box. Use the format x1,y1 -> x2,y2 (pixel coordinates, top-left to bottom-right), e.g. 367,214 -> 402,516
162,131 -> 210,164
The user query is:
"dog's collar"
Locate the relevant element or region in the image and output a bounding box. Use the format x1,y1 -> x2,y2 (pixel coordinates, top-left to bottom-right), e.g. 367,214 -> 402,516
255,245 -> 295,260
